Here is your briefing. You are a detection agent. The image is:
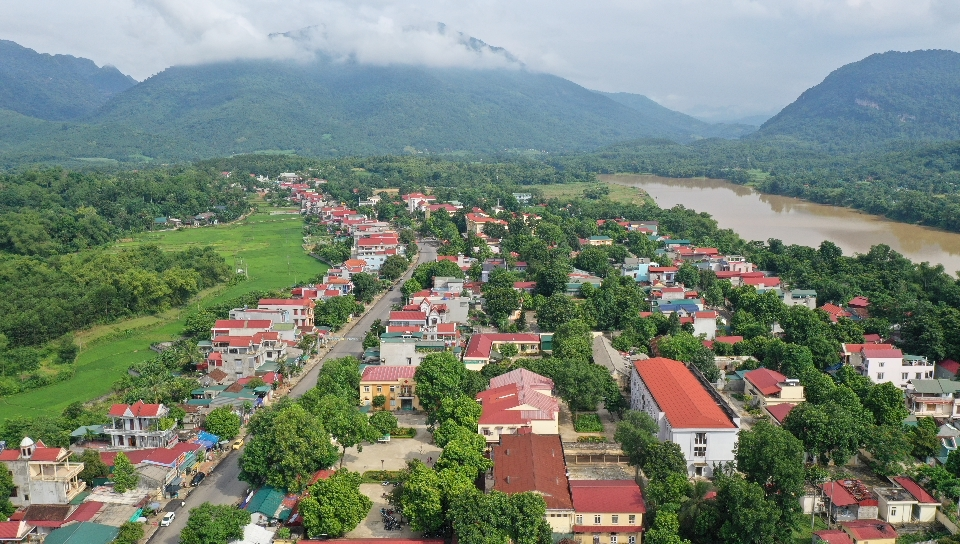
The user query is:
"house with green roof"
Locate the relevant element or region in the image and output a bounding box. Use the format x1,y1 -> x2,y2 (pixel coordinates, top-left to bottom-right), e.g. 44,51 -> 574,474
906,379 -> 960,419
44,522 -> 118,544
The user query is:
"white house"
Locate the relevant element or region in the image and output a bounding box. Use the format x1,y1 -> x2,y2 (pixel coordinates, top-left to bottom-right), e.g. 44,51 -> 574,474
858,347 -> 933,389
630,357 -> 740,477
0,438 -> 85,507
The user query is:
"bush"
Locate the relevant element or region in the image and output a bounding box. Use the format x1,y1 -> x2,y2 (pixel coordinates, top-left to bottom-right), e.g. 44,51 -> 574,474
392,427 -> 417,438
573,413 -> 604,433
576,435 -> 607,443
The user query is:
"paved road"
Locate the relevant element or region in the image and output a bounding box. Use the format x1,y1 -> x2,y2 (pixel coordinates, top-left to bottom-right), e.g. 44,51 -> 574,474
151,241 -> 436,543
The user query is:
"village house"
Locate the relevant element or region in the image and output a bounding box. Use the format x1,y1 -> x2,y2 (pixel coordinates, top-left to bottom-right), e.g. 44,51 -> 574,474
258,298 -> 315,328
821,480 -> 879,522
207,332 -> 283,379
475,369 -> 559,443
0,438 -> 85,507
490,434 -> 574,535
875,476 -> 940,524
630,357 -> 740,477
0,520 -> 37,542
227,307 -> 291,324
570,480 -> 646,544
104,401 -> 177,449
359,366 -> 421,411
905,379 -> 960,419
465,212 -> 508,235
784,289 -> 818,309
463,333 -> 543,370
377,334 -> 448,367
402,192 -> 436,212
743,368 -> 805,407
647,266 -> 678,284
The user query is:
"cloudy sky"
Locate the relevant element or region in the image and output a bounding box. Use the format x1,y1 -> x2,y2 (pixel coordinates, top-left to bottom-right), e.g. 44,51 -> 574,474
2,0 -> 959,121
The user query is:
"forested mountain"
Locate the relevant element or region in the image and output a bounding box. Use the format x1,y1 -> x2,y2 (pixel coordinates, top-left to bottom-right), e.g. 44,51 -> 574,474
0,44 -> 751,164
755,50 -> 960,148
597,91 -> 757,139
0,40 -> 136,121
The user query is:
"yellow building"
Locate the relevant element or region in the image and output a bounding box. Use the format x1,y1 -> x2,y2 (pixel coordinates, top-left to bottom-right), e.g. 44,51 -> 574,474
571,480 -> 645,544
360,366 -> 421,411
744,368 -> 805,406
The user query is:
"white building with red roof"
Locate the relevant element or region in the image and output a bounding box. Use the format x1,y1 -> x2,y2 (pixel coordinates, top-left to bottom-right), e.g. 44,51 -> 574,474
875,476 -> 940,524
105,400 -> 176,449
210,319 -> 273,338
476,369 -> 558,442
630,357 -> 740,477
0,438 -> 85,507
570,480 -> 646,544
258,298 -> 315,327
207,332 -> 284,379
402,193 -> 437,212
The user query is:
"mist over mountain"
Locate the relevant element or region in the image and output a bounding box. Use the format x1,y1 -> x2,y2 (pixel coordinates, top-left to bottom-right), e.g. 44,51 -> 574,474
755,50 -> 960,148
596,92 -> 756,139
0,40 -> 136,121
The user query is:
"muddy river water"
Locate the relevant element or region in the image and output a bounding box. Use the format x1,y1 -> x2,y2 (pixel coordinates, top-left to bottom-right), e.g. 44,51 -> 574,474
601,174 -> 960,275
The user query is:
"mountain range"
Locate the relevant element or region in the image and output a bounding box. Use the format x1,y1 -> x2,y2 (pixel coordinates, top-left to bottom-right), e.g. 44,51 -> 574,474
1,39 -> 960,165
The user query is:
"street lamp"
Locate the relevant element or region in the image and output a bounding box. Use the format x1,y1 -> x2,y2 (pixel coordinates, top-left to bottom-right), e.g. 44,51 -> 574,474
381,459 -> 385,472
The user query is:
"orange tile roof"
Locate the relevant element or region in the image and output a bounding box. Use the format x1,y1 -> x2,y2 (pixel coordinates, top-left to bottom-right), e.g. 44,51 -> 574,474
744,368 -> 787,396
632,358 -> 735,429
569,480 -> 646,513
491,434 -> 572,510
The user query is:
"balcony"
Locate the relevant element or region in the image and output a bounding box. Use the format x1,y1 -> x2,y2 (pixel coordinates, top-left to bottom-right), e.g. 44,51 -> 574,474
398,387 -> 415,398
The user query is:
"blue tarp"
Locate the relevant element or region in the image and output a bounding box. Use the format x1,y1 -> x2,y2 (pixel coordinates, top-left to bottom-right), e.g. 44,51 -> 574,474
195,431 -> 219,449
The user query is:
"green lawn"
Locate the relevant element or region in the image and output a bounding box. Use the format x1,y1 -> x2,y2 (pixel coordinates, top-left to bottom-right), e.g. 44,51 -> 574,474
0,210 -> 326,420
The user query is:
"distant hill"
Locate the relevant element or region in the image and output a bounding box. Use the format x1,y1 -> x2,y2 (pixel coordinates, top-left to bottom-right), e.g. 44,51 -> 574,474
755,50 -> 960,147
596,92 -> 756,140
0,42 -> 757,164
0,40 -> 136,121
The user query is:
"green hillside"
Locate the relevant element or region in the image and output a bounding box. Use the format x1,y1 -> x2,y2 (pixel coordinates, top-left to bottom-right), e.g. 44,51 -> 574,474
0,53 -> 757,164
755,49 -> 960,148
0,39 -> 135,121
597,91 -> 756,140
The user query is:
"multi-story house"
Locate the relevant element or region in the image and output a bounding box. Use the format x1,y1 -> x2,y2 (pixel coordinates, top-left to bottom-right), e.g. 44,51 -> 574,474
630,357 -> 740,477
570,480 -> 646,544
0,438 -> 85,507
207,332 -> 283,379
359,366 -> 421,411
857,346 -> 933,388
105,401 -> 177,449
905,379 -> 960,419
258,298 -> 315,328
743,368 -> 806,406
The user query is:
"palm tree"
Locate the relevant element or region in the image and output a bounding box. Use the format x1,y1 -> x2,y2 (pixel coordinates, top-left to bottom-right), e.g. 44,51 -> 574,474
678,479 -> 713,538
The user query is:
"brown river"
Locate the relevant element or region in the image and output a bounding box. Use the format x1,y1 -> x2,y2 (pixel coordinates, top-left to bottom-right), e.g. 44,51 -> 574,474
601,174 -> 960,275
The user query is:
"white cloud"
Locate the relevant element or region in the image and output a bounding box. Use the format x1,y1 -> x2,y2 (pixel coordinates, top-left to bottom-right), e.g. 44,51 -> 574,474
0,0 -> 957,118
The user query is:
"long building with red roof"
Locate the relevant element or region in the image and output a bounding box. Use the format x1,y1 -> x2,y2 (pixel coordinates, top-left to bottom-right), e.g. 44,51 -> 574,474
476,369 -> 559,442
629,357 -> 740,477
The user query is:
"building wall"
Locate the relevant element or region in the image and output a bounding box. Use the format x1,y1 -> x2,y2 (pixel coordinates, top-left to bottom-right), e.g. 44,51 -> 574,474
692,317 -> 716,340
360,381 -> 422,411
878,498 -> 915,525
864,357 -> 933,388
546,509 -> 574,534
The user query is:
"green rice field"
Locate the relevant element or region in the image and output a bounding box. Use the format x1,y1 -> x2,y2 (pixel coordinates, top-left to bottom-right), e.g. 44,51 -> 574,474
0,209 -> 326,420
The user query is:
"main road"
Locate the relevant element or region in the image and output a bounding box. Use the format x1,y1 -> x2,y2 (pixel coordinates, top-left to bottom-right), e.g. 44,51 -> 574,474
150,241 -> 436,543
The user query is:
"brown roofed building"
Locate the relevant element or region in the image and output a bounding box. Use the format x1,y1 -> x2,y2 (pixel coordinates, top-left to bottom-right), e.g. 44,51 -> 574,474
570,480 -> 645,544
490,434 -> 573,534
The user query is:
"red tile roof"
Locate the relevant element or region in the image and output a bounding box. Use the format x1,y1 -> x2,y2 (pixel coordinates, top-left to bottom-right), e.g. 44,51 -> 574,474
765,403 -> 797,424
714,335 -> 743,345
476,384 -> 558,425
360,366 -> 417,382
258,298 -> 314,307
862,347 -> 903,358
940,359 -> 960,375
29,447 -> 65,462
490,368 -> 554,391
843,343 -> 896,354
212,320 -> 272,330
569,480 -> 646,513
821,481 -> 858,507
892,476 -> 939,504
573,525 -> 643,533
632,358 -> 736,429
848,296 -> 870,308
67,501 -> 103,522
820,303 -> 851,322
744,368 -> 787,396
814,530 -> 854,544
465,334 -> 541,359
491,434 -> 572,510
0,520 -> 31,539
108,400 -> 164,418
0,450 -> 20,461
389,311 -> 427,322
841,520 -> 897,540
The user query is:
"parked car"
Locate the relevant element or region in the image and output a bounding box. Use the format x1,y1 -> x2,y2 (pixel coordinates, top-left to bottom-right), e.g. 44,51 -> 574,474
190,472 -> 206,487
232,438 -> 243,450
161,512 -> 176,526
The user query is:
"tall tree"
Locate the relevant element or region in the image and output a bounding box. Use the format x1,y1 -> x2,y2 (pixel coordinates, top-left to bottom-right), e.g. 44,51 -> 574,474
645,511 -> 692,544
180,502 -> 248,544
112,451 -> 139,493
735,420 -> 805,528
414,352 -> 471,414
300,470 -> 372,538
204,407 -> 241,440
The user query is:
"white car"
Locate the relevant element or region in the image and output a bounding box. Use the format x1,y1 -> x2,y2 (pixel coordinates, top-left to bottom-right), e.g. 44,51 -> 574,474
160,512 -> 176,527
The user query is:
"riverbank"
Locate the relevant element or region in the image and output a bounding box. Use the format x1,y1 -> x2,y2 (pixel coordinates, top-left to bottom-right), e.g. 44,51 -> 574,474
603,173 -> 960,275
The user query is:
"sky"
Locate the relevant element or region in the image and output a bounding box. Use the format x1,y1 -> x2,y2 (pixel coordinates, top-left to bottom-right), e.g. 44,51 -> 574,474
2,0 -> 959,122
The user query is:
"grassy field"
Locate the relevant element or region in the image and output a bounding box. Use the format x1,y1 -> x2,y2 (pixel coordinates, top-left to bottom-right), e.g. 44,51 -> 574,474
539,181 -> 654,206
0,209 -> 326,421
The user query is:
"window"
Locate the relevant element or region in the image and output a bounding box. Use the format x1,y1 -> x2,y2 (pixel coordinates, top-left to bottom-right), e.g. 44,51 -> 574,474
390,400 -> 396,407
694,446 -> 706,457
695,466 -> 704,477
694,433 -> 707,445
612,515 -> 619,524
891,506 -> 897,516
363,386 -> 370,392
610,536 -> 617,544
483,429 -> 491,435
628,515 -> 636,524
377,386 -> 382,393
594,515 -> 602,525
879,361 -> 885,367
389,386 -> 396,393
575,515 -> 583,524
902,373 -> 909,380
877,372 -> 884,380
916,373 -> 922,379
628,537 -> 636,544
